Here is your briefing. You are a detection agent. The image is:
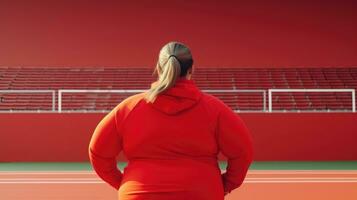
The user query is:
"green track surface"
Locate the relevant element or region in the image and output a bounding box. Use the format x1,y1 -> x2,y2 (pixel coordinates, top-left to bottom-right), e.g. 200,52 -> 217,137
0,161 -> 356,171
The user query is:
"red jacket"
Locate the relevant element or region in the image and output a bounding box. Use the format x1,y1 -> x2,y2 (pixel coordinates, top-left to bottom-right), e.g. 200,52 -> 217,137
89,78 -> 254,199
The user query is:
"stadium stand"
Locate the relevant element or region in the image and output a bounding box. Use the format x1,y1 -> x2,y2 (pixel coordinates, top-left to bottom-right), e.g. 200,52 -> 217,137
0,66 -> 356,112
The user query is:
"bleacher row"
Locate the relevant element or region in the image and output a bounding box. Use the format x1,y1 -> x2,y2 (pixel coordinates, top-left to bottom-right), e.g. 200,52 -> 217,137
0,66 -> 356,112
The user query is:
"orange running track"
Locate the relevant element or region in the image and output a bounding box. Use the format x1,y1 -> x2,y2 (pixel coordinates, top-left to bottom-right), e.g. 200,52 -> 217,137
0,170 -> 356,200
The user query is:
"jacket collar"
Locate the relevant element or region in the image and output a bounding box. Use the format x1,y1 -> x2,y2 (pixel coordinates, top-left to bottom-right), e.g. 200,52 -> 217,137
149,77 -> 202,115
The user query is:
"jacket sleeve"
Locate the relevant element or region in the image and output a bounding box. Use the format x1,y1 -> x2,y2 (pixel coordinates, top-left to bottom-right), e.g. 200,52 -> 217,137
88,107 -> 123,190
217,103 -> 254,194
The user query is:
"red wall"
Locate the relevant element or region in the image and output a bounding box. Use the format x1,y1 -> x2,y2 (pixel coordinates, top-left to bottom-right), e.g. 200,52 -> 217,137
0,0 -> 356,68
1,113 -> 356,162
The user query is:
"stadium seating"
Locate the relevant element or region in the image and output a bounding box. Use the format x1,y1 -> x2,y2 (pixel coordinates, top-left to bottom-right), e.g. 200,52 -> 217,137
0,66 -> 356,112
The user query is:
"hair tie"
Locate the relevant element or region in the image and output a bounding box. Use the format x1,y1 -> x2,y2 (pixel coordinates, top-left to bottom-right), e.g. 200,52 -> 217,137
168,54 -> 179,60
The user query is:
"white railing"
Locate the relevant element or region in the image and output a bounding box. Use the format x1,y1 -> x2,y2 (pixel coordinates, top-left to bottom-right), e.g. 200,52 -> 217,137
57,89 -> 266,112
58,89 -> 145,112
268,89 -> 356,112
202,89 -> 266,112
0,88 -> 355,113
0,90 -> 56,112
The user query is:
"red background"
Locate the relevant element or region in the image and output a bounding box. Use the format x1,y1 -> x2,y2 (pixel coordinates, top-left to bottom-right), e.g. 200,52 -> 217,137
0,0 -> 356,68
0,1 -> 356,162
1,113 -> 356,162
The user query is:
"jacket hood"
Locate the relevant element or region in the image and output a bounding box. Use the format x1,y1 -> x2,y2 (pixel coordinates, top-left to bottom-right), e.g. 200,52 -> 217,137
148,78 -> 202,115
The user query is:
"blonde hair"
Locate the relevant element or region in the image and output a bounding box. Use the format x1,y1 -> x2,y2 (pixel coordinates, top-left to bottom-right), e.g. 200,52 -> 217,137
145,41 -> 193,103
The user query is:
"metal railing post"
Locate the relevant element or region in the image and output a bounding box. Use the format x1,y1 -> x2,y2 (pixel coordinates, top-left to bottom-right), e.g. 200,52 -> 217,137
52,91 -> 56,111
58,90 -> 62,113
352,89 -> 356,112
263,90 -> 266,112
268,89 -> 272,112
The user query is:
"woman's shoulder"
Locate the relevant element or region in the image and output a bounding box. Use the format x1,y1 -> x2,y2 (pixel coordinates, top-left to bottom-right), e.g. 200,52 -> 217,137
201,92 -> 227,107
199,92 -> 232,114
113,92 -> 146,112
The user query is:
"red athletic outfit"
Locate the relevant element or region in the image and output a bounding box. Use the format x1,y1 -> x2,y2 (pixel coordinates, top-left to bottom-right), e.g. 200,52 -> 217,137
89,78 -> 254,200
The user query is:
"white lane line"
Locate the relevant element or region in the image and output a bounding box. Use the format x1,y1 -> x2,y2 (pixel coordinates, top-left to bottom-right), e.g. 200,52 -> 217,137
1,170 -> 356,175
1,180 -> 357,184
1,177 -> 357,181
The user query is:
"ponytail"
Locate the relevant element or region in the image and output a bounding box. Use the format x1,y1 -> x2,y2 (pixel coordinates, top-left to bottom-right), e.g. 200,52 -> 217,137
145,41 -> 193,103
145,56 -> 181,103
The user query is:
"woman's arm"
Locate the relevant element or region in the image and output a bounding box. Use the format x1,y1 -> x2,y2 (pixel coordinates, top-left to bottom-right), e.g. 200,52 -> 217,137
88,93 -> 144,190
88,108 -> 123,190
216,103 -> 254,194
